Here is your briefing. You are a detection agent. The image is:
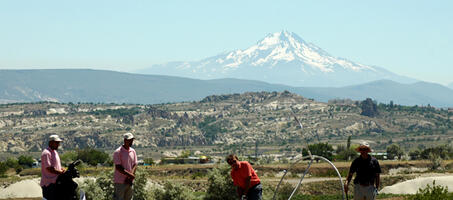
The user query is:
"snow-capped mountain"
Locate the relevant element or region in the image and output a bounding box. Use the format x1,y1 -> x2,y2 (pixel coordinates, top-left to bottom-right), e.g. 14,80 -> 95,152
139,31 -> 415,87
448,82 -> 453,89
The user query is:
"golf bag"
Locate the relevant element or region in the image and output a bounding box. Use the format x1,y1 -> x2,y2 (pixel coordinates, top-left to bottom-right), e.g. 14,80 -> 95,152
55,160 -> 82,200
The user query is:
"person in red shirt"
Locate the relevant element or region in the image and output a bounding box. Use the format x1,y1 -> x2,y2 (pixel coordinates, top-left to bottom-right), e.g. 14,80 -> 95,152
226,154 -> 262,200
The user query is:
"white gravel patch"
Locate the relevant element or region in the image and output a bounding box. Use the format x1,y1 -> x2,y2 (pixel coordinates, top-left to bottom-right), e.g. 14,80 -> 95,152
0,178 -> 42,198
381,175 -> 453,194
0,177 -> 158,199
0,177 -> 95,199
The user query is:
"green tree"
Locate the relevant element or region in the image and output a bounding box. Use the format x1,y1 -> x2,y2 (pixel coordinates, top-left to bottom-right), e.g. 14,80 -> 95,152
409,150 -> 421,160
360,98 -> 379,117
420,145 -> 452,160
18,155 -> 34,168
386,144 -> 404,160
60,151 -> 78,166
77,148 -> 110,166
303,143 -> 334,161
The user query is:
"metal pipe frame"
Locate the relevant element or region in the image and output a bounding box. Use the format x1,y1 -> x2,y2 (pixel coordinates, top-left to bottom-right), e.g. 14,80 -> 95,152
272,155 -> 346,200
271,110 -> 346,200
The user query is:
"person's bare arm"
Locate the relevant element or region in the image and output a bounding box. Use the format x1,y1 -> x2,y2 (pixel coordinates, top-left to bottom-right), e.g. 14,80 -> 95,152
344,172 -> 353,193
132,164 -> 137,175
46,167 -> 65,175
115,165 -> 135,179
375,173 -> 380,189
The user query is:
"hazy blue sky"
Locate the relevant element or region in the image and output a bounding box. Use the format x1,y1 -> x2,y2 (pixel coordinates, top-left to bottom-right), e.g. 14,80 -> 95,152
1,1 -> 452,85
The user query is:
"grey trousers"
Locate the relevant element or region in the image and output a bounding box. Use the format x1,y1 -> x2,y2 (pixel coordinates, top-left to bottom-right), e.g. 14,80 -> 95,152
353,184 -> 377,200
114,183 -> 133,200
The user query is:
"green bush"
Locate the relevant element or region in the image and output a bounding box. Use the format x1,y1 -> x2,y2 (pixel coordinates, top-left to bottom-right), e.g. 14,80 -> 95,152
153,181 -> 195,200
144,157 -> 155,165
4,157 -> 22,174
80,169 -> 151,200
204,165 -> 236,200
276,182 -> 297,200
409,181 -> 453,200
387,144 -> 404,160
77,148 -> 110,166
60,151 -> 78,166
133,169 -> 152,200
0,162 -> 8,177
80,179 -> 106,200
303,143 -> 334,161
18,155 -> 34,168
5,157 -> 19,169
428,153 -> 443,170
80,170 -> 114,200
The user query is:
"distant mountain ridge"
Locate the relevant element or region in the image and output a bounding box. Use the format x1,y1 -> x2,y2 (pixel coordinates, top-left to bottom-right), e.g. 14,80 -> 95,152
299,80 -> 453,107
448,82 -> 453,89
1,69 -> 452,107
139,31 -> 416,87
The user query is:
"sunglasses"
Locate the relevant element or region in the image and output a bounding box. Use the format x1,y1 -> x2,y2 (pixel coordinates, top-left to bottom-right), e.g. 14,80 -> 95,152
227,159 -> 235,165
359,147 -> 369,151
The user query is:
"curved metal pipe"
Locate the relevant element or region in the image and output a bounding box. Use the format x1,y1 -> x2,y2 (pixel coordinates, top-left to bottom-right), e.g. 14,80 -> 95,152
271,109 -> 346,200
272,156 -> 311,200
287,157 -> 313,199
272,155 -> 346,200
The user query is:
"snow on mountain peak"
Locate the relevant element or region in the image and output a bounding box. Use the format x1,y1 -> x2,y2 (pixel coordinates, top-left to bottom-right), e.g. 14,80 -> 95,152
211,30 -> 373,73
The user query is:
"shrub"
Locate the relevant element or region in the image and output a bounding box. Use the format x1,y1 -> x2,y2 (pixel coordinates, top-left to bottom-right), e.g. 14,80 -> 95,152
303,143 -> 334,161
18,155 -> 34,168
80,169 -> 150,200
60,151 -> 78,166
4,157 -> 22,174
428,153 -> 443,170
409,181 -> 452,200
276,182 -> 297,200
77,148 -> 110,166
133,169 -> 152,200
144,157 -> 155,165
387,144 -> 404,160
153,181 -> 195,200
80,170 -> 114,200
80,179 -> 106,200
0,162 -> 8,177
204,165 -> 236,200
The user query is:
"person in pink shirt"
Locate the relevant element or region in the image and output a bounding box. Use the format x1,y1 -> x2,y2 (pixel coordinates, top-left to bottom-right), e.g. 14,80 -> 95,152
113,132 -> 138,200
40,134 -> 65,200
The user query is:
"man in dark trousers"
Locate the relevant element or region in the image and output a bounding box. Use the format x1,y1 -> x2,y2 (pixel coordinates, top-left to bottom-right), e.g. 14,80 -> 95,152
41,135 -> 65,200
226,154 -> 262,200
344,141 -> 381,200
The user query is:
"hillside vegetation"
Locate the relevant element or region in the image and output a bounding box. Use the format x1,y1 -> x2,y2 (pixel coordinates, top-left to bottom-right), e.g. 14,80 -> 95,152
0,91 -> 452,152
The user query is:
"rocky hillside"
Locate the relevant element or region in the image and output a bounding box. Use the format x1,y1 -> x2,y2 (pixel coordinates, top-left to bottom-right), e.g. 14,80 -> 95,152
0,91 -> 451,152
